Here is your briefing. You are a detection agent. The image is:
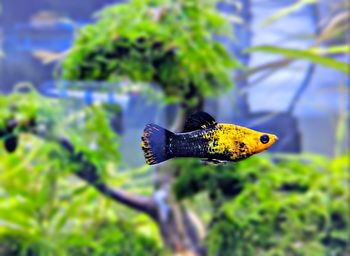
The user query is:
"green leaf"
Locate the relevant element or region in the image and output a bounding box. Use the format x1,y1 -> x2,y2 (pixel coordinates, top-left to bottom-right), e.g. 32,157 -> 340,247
261,0 -> 319,27
310,44 -> 350,55
246,45 -> 350,74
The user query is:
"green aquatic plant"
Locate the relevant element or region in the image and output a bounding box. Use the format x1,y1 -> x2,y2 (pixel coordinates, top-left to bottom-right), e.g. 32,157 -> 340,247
0,84 -> 119,173
246,45 -> 350,75
0,85 -> 162,255
244,0 -> 350,77
62,0 -> 239,106
1,86 -> 349,255
173,154 -> 349,256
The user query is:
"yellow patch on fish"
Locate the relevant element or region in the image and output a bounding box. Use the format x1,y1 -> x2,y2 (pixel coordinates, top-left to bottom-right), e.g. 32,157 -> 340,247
203,124 -> 278,161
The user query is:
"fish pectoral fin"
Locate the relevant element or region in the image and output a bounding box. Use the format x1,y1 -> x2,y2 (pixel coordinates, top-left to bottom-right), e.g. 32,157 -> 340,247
201,158 -> 228,165
183,111 -> 217,132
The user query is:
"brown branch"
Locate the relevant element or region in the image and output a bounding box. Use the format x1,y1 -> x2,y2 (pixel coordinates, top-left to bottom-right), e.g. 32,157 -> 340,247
59,136 -> 158,219
5,119 -> 158,219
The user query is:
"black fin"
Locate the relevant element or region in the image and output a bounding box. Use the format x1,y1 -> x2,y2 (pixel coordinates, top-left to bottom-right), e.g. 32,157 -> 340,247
141,124 -> 174,165
183,111 -> 217,132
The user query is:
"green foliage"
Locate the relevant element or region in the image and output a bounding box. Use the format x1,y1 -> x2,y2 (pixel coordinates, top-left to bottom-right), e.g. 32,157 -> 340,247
0,86 -> 162,255
0,84 -> 119,174
173,153 -> 349,256
246,45 -> 350,74
0,136 -> 162,255
250,0 -> 349,77
261,0 -> 319,27
310,45 -> 350,55
173,159 -> 243,206
62,0 -> 239,105
205,154 -> 349,256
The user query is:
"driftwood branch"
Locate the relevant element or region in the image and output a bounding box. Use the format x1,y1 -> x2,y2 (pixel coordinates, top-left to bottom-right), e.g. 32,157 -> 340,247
58,137 -> 158,219
4,119 -> 158,219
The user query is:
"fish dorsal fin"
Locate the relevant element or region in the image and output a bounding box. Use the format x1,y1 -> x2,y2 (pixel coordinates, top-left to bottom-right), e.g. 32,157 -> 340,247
183,111 -> 217,132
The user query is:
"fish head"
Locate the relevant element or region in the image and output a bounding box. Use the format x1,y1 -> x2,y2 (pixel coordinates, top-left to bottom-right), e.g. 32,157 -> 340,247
218,124 -> 278,159
232,125 -> 278,156
250,131 -> 278,154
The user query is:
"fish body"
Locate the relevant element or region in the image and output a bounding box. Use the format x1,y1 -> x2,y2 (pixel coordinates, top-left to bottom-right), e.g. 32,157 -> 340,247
141,112 -> 278,165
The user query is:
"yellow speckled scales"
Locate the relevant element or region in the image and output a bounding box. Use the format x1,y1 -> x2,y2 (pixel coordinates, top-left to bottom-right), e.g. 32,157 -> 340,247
203,124 -> 276,161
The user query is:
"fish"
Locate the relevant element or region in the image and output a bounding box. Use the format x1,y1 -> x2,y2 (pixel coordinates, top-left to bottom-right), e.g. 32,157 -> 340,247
141,111 -> 278,165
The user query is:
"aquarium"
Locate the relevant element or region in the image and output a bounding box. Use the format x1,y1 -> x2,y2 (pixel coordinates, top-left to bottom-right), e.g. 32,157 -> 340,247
0,0 -> 349,255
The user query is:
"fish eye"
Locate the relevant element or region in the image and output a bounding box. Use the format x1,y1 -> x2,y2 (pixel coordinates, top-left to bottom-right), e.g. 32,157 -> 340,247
260,134 -> 269,144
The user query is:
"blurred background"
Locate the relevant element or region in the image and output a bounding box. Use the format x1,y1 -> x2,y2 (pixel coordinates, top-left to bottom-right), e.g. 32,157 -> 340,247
0,0 -> 349,255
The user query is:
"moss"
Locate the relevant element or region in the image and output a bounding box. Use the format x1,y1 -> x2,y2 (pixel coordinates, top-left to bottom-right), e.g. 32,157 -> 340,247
205,155 -> 350,256
173,159 -> 244,205
62,0 -> 239,105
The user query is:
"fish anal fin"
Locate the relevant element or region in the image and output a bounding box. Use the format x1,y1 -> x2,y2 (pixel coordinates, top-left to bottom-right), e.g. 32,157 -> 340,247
201,158 -> 228,165
183,111 -> 217,132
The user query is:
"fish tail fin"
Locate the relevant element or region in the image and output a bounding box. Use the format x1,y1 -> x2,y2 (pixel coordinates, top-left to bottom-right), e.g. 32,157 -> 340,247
141,124 -> 174,165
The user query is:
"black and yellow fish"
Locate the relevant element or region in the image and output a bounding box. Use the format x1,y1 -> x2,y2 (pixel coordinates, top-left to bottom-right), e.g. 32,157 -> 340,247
141,112 -> 278,165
